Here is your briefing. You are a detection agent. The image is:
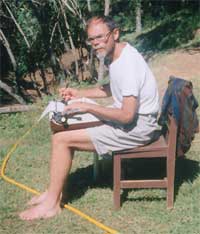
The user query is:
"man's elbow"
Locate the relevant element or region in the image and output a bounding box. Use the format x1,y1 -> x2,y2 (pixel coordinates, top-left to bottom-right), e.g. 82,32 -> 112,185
121,113 -> 135,124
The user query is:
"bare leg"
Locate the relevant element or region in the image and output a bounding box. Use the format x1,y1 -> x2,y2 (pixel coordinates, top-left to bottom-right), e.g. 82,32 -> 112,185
27,191 -> 48,206
19,129 -> 95,220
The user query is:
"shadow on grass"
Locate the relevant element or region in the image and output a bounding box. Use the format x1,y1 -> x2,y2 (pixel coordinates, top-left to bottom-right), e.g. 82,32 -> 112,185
174,157 -> 199,196
62,157 -> 199,205
121,157 -> 199,204
62,159 -> 114,204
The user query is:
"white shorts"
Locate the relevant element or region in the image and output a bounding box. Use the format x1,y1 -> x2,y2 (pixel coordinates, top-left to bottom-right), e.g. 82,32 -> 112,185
86,114 -> 160,156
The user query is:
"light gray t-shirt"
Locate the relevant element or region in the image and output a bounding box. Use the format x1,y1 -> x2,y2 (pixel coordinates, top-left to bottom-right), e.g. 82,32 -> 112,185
109,43 -> 159,115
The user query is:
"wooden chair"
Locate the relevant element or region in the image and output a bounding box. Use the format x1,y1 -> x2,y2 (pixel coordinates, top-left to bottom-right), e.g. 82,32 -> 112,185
113,115 -> 177,209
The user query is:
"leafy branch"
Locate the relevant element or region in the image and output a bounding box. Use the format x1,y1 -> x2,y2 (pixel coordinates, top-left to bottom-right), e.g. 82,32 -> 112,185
3,0 -> 31,49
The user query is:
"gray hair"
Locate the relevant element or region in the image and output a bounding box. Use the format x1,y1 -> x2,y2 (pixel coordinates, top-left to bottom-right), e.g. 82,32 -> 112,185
86,16 -> 119,32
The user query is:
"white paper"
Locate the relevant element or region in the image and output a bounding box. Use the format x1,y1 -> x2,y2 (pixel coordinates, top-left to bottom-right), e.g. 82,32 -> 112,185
38,98 -> 100,124
38,101 -> 65,121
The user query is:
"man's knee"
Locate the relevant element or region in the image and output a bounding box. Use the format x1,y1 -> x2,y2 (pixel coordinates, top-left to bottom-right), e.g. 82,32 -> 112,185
51,129 -> 94,150
51,131 -> 71,145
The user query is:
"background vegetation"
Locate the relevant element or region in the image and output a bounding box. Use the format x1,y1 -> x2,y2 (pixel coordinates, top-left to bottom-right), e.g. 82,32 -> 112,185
0,0 -> 200,104
0,0 -> 200,234
0,1 -> 200,234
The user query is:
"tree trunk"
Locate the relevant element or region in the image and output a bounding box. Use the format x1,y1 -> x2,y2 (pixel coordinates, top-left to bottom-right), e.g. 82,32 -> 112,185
30,72 -> 42,98
59,0 -> 79,77
0,80 -> 25,104
135,0 -> 142,33
89,49 -> 95,81
39,67 -> 48,94
0,29 -> 17,71
0,105 -> 32,114
58,23 -> 70,51
61,0 -> 86,27
104,0 -> 110,16
63,15 -> 79,77
87,0 -> 92,12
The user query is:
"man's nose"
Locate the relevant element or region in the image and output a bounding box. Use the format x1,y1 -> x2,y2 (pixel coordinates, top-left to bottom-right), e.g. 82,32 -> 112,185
91,38 -> 100,47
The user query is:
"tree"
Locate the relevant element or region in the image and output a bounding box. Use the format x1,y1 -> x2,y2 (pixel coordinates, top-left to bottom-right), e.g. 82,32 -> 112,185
104,0 -> 110,16
0,80 -> 25,104
1,0 -> 199,105
135,0 -> 142,33
87,0 -> 92,12
0,29 -> 17,72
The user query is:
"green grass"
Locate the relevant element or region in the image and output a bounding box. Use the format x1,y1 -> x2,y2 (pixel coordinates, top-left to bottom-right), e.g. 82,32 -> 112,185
1,66 -> 200,233
1,6 -> 200,232
0,96 -> 200,234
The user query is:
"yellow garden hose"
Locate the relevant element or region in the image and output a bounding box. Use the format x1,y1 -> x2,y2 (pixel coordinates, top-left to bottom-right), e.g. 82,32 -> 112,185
0,122 -> 119,234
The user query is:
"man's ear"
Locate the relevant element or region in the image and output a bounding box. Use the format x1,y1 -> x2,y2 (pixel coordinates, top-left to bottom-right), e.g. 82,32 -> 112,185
113,28 -> 120,41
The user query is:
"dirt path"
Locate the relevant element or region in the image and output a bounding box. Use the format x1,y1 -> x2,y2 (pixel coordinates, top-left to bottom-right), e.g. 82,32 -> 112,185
149,49 -> 200,98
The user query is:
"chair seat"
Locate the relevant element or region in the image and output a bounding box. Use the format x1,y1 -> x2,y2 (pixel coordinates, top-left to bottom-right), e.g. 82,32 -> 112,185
114,135 -> 167,155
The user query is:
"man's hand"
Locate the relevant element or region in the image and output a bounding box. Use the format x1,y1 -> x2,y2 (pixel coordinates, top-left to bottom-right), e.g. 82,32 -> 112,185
62,96 -> 137,124
63,102 -> 92,115
59,87 -> 79,101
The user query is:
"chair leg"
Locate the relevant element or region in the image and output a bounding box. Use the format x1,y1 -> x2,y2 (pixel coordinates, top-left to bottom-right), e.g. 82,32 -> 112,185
167,154 -> 176,209
93,153 -> 99,182
113,155 -> 121,210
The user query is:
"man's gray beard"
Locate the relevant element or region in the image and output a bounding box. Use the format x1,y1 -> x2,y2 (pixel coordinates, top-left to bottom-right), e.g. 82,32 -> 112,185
94,45 -> 113,82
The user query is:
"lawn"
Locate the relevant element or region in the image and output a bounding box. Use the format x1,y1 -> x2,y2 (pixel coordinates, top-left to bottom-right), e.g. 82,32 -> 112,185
0,76 -> 200,234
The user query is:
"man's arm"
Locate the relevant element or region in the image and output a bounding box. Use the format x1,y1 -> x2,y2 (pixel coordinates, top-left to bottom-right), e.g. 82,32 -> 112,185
59,84 -> 111,100
65,96 -> 138,125
79,84 -> 111,98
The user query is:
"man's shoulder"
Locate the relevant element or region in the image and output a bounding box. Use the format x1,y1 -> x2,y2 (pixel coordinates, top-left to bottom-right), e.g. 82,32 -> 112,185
121,43 -> 140,59
121,43 -> 144,64
123,43 -> 138,53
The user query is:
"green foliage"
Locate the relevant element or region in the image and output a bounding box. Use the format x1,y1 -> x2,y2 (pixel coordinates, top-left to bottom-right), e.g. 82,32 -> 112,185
16,3 -> 40,44
6,1 -> 42,76
1,0 -> 199,98
132,9 -> 200,53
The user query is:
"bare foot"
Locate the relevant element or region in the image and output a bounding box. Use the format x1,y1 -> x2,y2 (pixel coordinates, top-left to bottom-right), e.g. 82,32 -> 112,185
27,191 -> 63,207
19,200 -> 61,221
27,191 -> 48,206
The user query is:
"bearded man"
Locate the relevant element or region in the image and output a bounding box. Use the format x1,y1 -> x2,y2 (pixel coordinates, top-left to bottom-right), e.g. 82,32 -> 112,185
20,16 -> 159,220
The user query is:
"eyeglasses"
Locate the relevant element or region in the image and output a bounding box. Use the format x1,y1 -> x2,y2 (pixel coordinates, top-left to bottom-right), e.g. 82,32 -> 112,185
86,30 -> 113,45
